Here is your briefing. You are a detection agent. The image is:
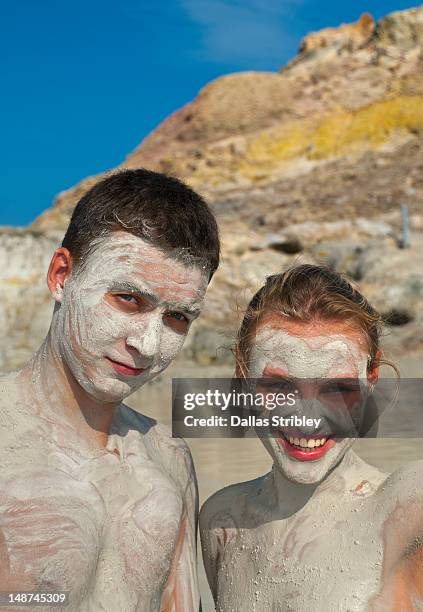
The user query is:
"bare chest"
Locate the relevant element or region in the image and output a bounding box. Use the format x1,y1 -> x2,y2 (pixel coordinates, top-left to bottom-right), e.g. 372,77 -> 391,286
85,446 -> 184,610
1,443 -> 184,611
215,500 -> 387,612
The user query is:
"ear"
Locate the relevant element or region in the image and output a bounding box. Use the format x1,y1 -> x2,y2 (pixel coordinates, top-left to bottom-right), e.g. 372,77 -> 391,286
47,247 -> 74,302
367,350 -> 381,386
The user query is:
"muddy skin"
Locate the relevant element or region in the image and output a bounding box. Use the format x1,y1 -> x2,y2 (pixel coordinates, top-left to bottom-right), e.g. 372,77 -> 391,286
0,234 -> 208,612
200,320 -> 423,611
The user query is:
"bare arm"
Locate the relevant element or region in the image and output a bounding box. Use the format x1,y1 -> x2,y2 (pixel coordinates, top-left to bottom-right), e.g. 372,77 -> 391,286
160,444 -> 200,612
371,460 -> 423,608
199,502 -> 221,603
199,490 -> 238,606
199,481 -> 250,606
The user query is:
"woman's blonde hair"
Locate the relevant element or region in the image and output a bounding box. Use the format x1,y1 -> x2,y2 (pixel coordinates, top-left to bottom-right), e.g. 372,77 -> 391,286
235,264 -> 398,379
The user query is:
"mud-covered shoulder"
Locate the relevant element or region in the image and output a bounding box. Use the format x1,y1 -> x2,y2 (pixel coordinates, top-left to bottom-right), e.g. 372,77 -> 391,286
200,475 -> 268,532
378,459 -> 423,507
118,402 -> 158,435
200,476 -> 267,597
0,371 -> 30,436
119,403 -> 196,493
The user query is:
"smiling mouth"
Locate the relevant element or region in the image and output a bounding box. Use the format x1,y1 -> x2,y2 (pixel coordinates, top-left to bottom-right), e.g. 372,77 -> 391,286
105,357 -> 147,377
277,431 -> 336,461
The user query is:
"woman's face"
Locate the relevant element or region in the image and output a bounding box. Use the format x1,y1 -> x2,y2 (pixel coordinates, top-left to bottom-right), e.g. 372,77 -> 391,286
248,315 -> 377,484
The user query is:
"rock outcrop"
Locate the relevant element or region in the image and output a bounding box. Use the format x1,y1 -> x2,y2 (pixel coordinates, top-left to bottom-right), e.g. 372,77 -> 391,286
1,5 -> 423,371
299,13 -> 376,54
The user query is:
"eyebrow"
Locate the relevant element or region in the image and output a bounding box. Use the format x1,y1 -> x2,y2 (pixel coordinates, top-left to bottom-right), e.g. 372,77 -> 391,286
108,281 -> 158,303
163,301 -> 202,318
107,281 -> 202,318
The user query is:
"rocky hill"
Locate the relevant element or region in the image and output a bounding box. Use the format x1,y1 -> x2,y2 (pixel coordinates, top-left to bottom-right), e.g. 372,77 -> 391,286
1,5 -> 423,373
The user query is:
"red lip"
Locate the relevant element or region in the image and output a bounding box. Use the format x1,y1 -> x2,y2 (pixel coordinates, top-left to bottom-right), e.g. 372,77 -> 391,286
105,357 -> 146,377
277,435 -> 336,461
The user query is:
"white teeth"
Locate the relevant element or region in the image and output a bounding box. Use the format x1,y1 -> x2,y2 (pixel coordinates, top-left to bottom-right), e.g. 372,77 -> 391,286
286,436 -> 328,448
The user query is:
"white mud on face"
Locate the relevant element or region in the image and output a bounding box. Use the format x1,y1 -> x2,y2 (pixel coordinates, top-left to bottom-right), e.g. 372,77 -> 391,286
51,233 -> 208,403
248,326 -> 370,485
249,328 -> 369,380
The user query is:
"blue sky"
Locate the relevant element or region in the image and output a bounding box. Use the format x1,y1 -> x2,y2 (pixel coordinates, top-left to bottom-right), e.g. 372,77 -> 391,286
1,0 -> 420,226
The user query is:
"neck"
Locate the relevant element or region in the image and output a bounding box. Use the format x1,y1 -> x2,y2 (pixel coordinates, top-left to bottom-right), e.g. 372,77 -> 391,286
19,330 -> 118,449
269,448 -> 362,515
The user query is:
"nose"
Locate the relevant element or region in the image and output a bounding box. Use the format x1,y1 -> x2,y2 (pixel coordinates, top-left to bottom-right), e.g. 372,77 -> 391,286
126,314 -> 162,363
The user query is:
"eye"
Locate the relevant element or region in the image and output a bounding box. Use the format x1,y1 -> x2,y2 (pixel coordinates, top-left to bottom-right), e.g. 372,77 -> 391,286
117,294 -> 137,303
105,293 -> 140,312
169,312 -> 188,322
322,382 -> 359,394
318,380 -> 364,408
257,378 -> 294,393
164,311 -> 190,333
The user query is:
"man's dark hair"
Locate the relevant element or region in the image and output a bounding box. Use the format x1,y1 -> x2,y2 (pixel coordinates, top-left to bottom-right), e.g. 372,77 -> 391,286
62,168 -> 220,280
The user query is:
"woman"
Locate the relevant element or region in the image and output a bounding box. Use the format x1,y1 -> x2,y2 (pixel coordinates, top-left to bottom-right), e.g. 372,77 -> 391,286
200,264 -> 422,611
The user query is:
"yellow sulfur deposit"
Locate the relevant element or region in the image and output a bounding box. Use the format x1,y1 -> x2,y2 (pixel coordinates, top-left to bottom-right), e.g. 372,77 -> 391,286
241,95 -> 423,178
311,95 -> 423,158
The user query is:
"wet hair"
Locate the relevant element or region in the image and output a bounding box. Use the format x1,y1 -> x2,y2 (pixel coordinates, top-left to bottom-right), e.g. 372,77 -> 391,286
61,168 -> 220,280
235,264 -> 398,378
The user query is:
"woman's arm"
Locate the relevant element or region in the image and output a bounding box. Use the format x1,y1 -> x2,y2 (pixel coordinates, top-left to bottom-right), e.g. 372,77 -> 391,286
371,460 -> 423,608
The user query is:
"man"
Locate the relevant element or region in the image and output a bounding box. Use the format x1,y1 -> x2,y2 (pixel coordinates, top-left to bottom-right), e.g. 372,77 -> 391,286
0,169 -> 220,611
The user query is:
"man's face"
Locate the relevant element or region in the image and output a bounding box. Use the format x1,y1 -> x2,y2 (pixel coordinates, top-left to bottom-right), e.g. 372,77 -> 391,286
248,316 -> 371,485
53,232 -> 208,402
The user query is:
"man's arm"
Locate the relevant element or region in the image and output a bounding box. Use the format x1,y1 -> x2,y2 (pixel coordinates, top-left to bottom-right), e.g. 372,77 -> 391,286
199,482 -> 245,606
199,500 -> 221,604
160,442 -> 200,612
